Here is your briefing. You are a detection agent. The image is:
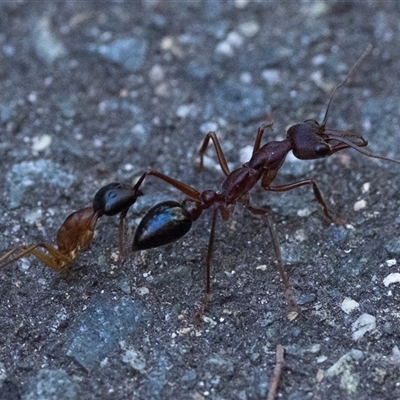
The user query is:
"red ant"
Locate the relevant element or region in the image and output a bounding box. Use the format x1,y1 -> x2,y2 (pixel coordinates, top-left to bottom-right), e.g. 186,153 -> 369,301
130,45 -> 400,318
0,182 -> 142,273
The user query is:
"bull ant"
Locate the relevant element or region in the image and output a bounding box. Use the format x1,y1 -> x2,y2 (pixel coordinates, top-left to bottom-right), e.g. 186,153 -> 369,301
130,45 -> 400,318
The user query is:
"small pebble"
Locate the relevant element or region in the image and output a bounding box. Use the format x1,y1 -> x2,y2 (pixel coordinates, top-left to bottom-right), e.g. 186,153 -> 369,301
383,272 -> 400,287
351,314 -> 376,340
238,21 -> 260,37
385,259 -> 396,267
353,199 -> 367,211
341,297 -> 359,314
32,134 -> 52,152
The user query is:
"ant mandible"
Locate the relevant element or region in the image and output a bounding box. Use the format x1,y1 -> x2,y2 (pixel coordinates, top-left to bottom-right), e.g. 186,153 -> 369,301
0,182 -> 142,274
129,45 -> 400,317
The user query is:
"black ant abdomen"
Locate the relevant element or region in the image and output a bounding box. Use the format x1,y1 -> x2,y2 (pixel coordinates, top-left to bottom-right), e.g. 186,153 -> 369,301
93,182 -> 143,217
93,182 -> 144,259
132,201 -> 193,251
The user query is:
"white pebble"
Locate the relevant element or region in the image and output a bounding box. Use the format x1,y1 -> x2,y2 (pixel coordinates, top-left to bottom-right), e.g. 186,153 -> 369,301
261,69 -> 281,85
341,297 -> 359,314
361,182 -> 370,193
32,134 -> 52,151
383,272 -> 400,287
353,199 -> 367,211
297,208 -> 312,217
148,64 -> 164,83
385,259 -> 396,267
215,41 -> 233,57
238,21 -> 260,37
352,314 -> 376,340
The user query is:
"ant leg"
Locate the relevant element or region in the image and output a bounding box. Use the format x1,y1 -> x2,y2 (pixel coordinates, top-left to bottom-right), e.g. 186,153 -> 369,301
24,246 -> 69,272
195,207 -> 218,322
239,193 -> 269,215
195,132 -> 230,175
0,246 -> 26,268
265,212 -> 298,317
1,243 -> 69,272
262,176 -> 339,224
135,170 -> 202,201
118,208 -> 128,260
267,344 -> 285,400
240,195 -> 298,315
252,118 -> 275,154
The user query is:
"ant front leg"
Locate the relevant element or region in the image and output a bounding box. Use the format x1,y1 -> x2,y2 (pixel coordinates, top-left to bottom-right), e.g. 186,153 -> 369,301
135,169 -> 203,201
252,118 -> 275,154
195,131 -> 230,175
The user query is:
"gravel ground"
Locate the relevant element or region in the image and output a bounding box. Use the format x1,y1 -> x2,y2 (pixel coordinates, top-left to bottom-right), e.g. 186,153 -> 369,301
1,2 -> 400,400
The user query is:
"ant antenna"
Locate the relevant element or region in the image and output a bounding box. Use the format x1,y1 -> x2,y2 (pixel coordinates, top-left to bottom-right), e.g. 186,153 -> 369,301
321,44 -> 373,127
329,134 -> 400,165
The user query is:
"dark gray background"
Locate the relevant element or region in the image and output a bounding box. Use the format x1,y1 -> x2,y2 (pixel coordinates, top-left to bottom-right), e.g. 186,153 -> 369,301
1,2 -> 400,399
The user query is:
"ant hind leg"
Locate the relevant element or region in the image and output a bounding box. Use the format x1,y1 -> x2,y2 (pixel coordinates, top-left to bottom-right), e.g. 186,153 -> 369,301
241,195 -> 298,317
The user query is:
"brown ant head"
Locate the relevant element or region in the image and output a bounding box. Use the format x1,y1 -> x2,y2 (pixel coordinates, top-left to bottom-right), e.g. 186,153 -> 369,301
287,45 -> 374,161
287,119 -> 372,161
286,120 -> 332,160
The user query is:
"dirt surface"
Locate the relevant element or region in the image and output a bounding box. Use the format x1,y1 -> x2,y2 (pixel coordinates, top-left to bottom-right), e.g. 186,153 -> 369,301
1,2 -> 400,400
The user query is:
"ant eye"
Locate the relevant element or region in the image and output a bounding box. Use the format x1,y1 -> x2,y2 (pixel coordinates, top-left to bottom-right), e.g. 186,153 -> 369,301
315,143 -> 331,157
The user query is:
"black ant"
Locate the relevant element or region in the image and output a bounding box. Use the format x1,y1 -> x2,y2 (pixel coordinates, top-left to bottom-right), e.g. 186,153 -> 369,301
129,45 -> 400,318
0,182 -> 142,273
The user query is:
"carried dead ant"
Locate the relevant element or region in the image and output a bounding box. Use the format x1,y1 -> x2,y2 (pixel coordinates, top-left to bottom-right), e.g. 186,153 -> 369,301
0,182 -> 142,274
0,207 -> 99,274
129,45 -> 400,318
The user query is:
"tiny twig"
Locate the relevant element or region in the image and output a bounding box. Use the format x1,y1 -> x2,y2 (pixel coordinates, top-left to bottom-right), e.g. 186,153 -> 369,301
267,344 -> 285,400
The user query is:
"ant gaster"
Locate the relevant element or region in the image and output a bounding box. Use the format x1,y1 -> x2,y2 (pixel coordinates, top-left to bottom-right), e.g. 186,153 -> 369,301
0,182 -> 142,273
131,45 -> 400,317
93,182 -> 143,258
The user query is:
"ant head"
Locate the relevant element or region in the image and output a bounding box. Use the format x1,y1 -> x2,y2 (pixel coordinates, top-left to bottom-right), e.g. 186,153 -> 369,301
287,120 -> 371,161
286,121 -> 332,160
287,45 -> 374,161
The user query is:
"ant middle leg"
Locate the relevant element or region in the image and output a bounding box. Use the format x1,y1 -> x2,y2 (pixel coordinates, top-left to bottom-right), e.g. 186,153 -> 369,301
252,118 -> 275,154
